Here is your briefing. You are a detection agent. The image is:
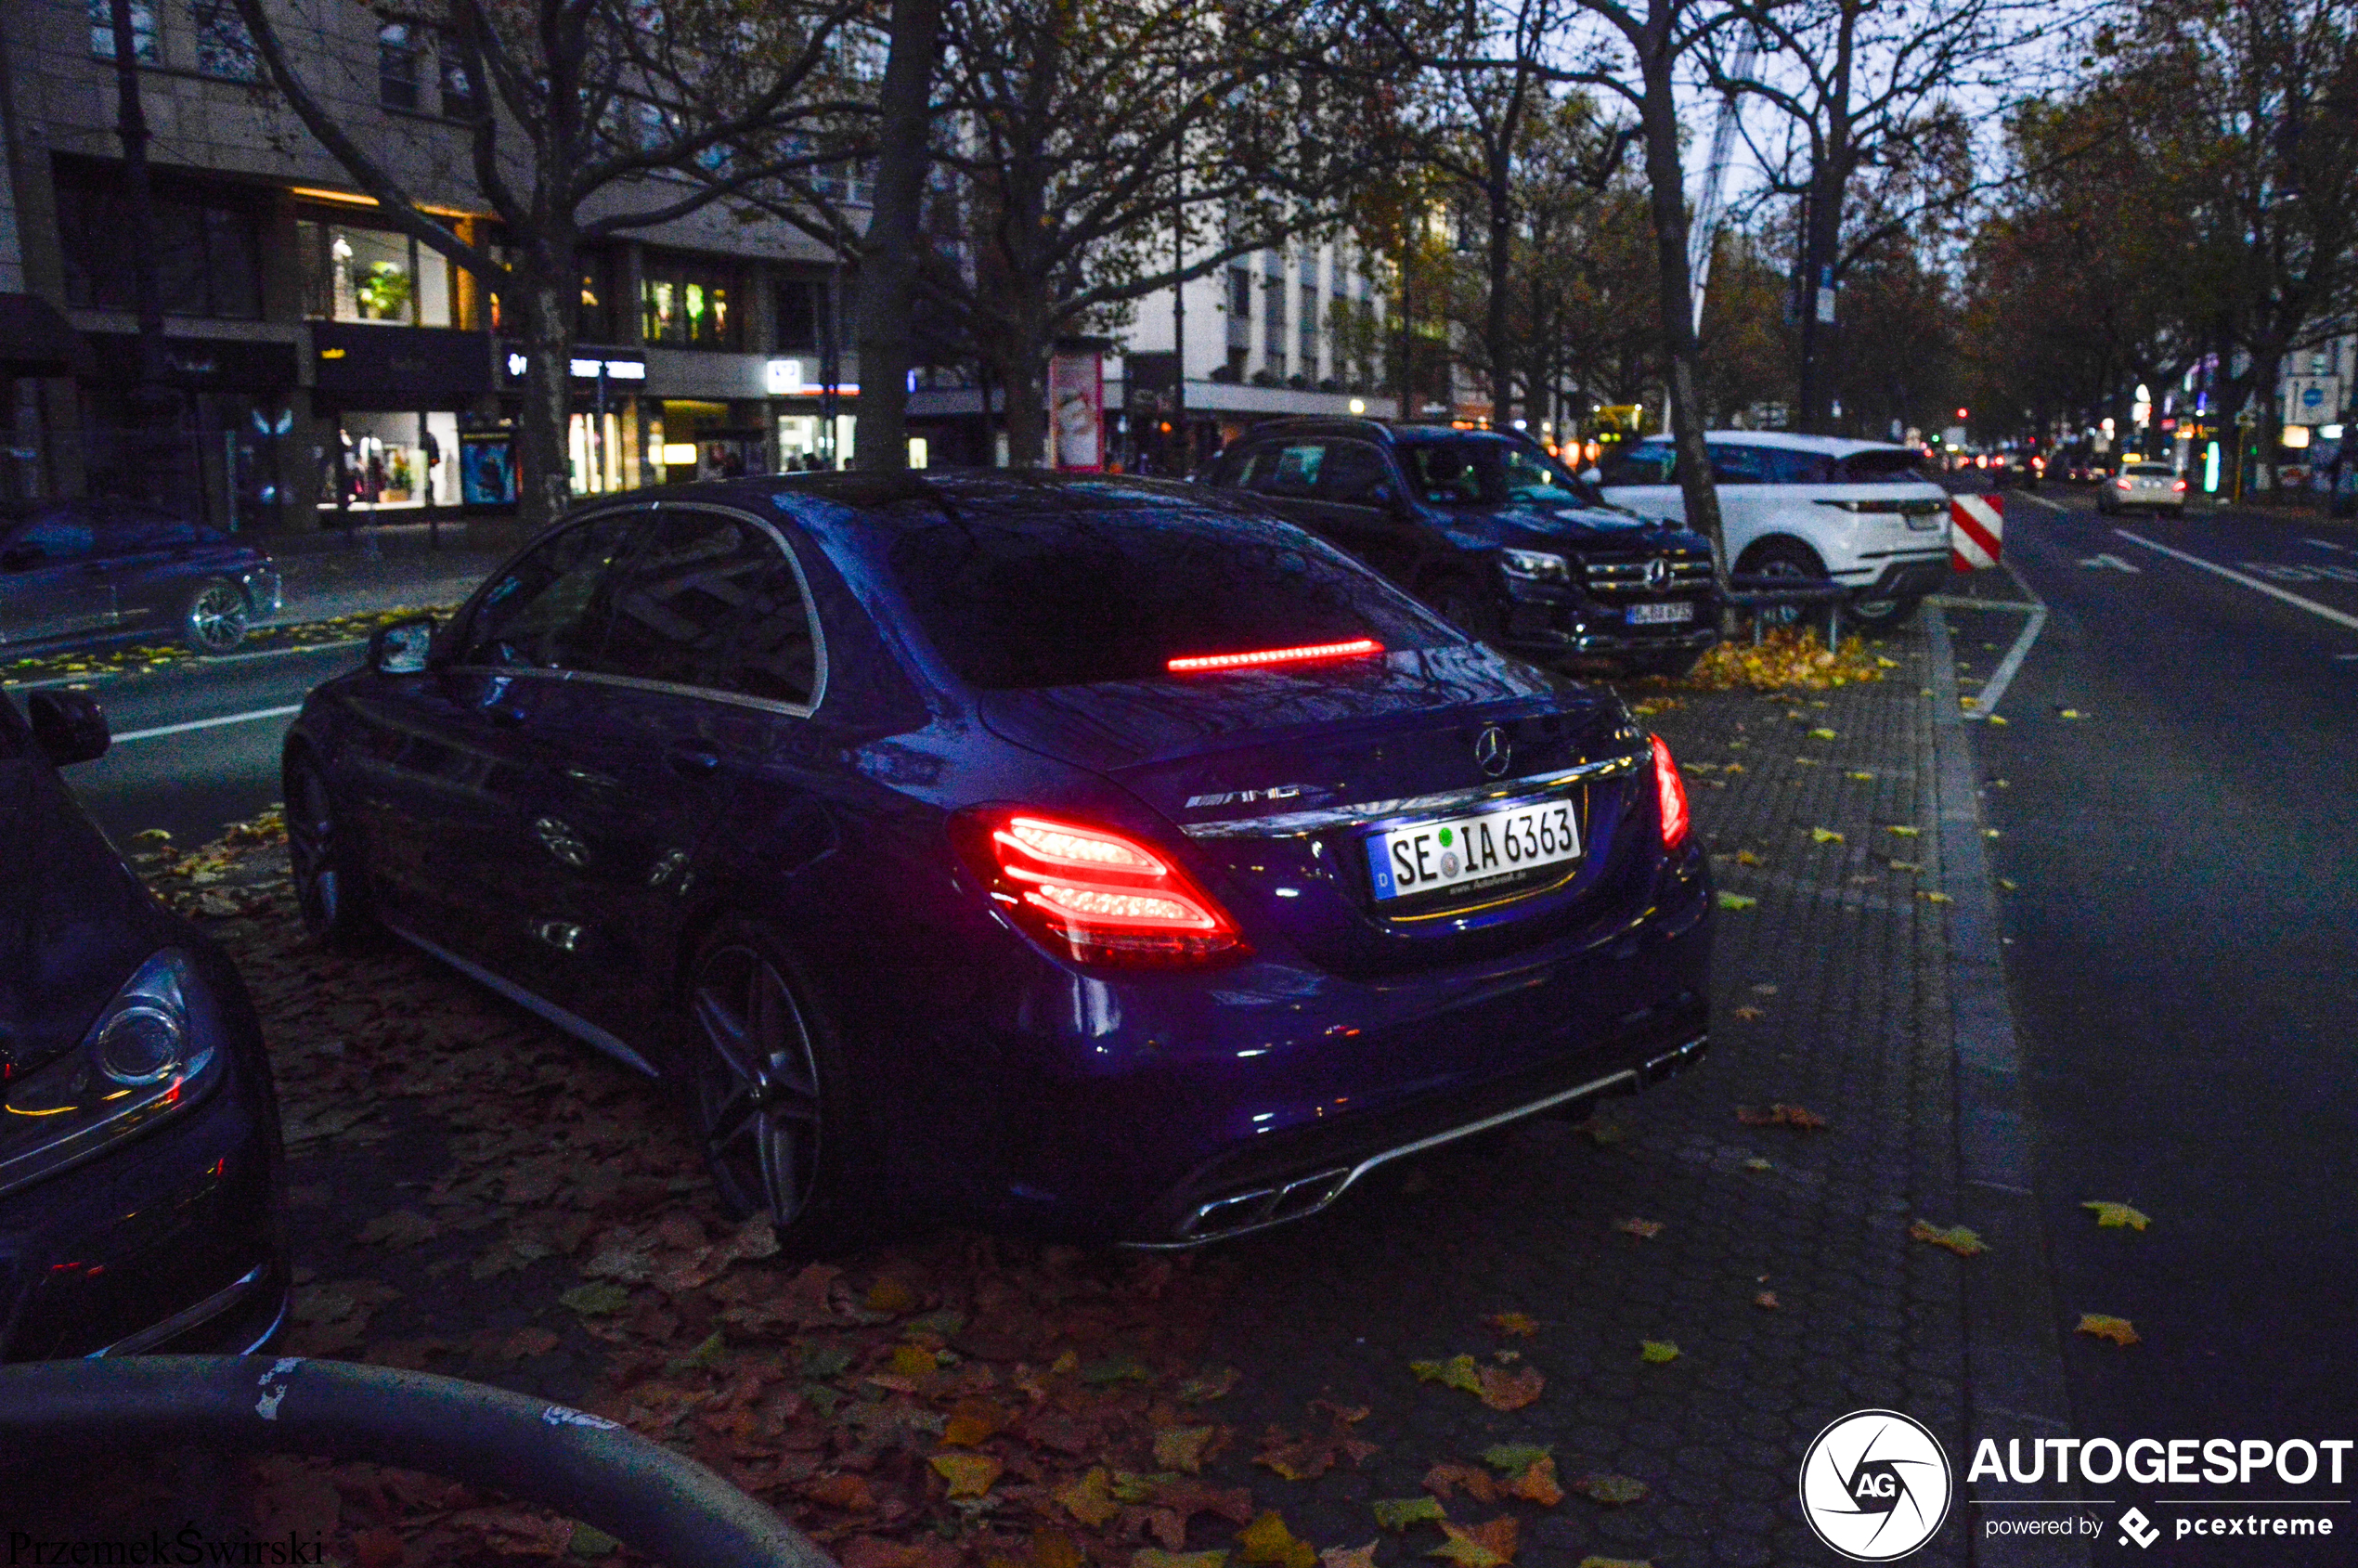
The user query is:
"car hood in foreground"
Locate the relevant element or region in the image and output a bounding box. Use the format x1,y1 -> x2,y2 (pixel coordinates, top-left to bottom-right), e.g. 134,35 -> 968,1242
0,757 -> 174,1080
1458,501 -> 1712,556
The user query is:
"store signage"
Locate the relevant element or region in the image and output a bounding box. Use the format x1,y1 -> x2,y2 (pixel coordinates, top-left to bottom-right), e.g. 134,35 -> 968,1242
313,324 -> 491,406
500,350 -> 646,382
766,357 -> 858,396
87,332 -> 297,392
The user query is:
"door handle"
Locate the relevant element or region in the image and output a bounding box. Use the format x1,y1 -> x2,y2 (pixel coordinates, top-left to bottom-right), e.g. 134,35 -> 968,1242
666,746 -> 721,777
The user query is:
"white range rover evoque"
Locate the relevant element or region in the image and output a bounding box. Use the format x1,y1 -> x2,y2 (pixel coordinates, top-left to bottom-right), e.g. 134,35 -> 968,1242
1593,432 -> 1953,627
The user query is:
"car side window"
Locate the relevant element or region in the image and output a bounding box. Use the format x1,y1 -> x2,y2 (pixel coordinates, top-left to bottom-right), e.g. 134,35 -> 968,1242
1760,448 -> 1835,485
455,513 -> 636,670
90,503 -> 201,552
1597,447 -> 1673,486
1707,445 -> 1773,485
1314,441 -> 1395,506
1249,444 -> 1326,498
1208,447 -> 1259,488
1398,444 -> 1483,504
6,514 -> 96,561
598,509 -> 819,705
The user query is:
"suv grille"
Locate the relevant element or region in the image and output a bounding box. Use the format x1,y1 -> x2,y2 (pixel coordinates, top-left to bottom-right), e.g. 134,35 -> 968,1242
1584,557 -> 1715,594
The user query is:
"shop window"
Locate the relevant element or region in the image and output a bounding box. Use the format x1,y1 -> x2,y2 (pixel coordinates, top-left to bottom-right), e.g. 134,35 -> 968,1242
775,279 -> 826,352
55,163 -> 262,319
380,24 -> 421,111
297,219 -> 454,326
87,0 -> 158,62
641,257 -> 738,350
188,0 -> 258,78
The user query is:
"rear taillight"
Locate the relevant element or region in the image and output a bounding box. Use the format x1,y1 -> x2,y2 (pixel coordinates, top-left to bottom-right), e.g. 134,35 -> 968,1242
1651,735 -> 1690,849
2172,478 -> 2188,492
957,810 -> 1248,967
2116,477 -> 2133,490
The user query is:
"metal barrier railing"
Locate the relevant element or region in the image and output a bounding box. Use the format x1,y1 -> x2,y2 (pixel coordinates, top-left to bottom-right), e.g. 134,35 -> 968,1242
0,1355 -> 834,1567
1722,574 -> 1848,646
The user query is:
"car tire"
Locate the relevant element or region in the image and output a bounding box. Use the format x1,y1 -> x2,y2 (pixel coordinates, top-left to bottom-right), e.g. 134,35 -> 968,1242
1734,538 -> 1827,628
1844,593 -> 1923,628
285,752 -> 379,949
678,921 -> 881,1253
181,577 -> 251,655
1427,573 -> 1505,643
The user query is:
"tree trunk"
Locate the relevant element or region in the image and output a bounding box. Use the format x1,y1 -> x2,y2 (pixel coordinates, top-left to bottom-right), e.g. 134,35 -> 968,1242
1487,198 -> 1514,430
1636,65 -> 1727,584
516,260 -> 578,526
1002,349 -> 1047,469
853,0 -> 942,473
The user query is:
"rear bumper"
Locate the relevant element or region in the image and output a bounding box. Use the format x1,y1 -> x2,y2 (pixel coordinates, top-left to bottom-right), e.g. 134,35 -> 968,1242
1858,554 -> 1950,601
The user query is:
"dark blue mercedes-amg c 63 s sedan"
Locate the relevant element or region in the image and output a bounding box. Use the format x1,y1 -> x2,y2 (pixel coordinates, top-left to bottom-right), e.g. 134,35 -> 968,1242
282,472 -> 1711,1250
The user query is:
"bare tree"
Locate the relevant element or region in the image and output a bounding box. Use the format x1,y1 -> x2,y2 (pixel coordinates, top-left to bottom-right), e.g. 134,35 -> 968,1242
228,0 -> 870,521
852,0 -> 943,473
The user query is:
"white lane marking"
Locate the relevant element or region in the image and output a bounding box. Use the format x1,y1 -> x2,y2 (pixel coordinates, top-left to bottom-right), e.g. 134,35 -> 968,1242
1965,577 -> 2048,723
2116,530 -> 2358,631
2014,489 -> 2066,513
2079,552 -> 2143,571
2236,559 -> 2358,583
110,705 -> 304,744
2337,653 -> 2358,662
2306,538 -> 2350,552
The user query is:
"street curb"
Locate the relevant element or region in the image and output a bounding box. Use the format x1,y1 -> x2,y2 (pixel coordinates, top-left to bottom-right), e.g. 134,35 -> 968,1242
1925,607 -> 2093,1568
3,639 -> 369,693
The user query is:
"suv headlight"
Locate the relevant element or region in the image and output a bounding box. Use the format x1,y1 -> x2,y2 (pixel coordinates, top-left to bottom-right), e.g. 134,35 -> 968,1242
0,950 -> 226,1199
1499,548 -> 1571,583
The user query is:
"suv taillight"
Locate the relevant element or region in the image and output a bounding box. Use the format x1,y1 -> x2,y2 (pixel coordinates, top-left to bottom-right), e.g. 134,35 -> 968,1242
1651,735 -> 1690,849
955,810 -> 1248,967
2116,476 -> 2133,490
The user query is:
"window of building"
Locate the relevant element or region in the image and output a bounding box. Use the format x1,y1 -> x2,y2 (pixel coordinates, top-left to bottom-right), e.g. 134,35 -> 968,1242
55,164 -> 262,319
1262,255 -> 1287,363
438,32 -> 478,115
188,0 -> 258,78
1299,283 -> 1319,375
642,256 -> 738,349
577,251 -> 617,342
775,279 -> 828,353
87,0 -> 158,61
380,24 -> 421,111
296,218 -> 454,326
1225,266 -> 1251,319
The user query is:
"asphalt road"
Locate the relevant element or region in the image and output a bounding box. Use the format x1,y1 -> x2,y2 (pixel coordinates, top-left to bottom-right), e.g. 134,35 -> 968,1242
1950,487 -> 2358,1549
43,641 -> 365,848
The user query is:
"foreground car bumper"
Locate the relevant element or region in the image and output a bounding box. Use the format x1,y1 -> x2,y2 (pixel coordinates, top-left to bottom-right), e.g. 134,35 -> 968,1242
1497,581 -> 1722,662
1856,554 -> 1951,601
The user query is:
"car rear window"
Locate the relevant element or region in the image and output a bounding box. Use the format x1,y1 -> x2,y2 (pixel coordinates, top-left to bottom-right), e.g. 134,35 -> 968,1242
887,509 -> 1451,689
1835,449 -> 1931,483
2127,463 -> 2176,476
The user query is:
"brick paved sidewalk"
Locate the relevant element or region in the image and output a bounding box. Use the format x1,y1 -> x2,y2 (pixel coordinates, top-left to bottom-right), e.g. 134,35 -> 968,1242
1185,635 -> 1983,1566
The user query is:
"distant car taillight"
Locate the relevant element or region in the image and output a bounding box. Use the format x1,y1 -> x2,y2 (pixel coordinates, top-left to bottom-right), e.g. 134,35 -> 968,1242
1651,735 -> 1690,849
2117,477 -> 2134,490
956,811 -> 1248,967
2173,478 -> 2188,492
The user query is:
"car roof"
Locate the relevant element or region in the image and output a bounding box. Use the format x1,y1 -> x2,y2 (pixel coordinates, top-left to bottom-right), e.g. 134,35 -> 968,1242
593,469 -> 1259,528
1639,431 -> 1912,458
1238,418 -> 1532,447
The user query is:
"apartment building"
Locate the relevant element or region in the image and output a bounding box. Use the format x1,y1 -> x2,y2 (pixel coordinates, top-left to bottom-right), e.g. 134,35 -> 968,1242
0,0 -> 857,530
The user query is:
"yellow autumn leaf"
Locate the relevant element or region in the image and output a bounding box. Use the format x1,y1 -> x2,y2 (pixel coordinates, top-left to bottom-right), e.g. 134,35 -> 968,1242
1426,1518 -> 1517,1567
1237,1511 -> 1318,1568
1889,860 -> 1923,873
1136,1554 -> 1230,1568
1056,1468 -> 1121,1527
1716,892 -> 1757,911
1485,1311 -> 1540,1338
1732,1005 -> 1764,1021
1734,849 -> 1761,865
1410,1353 -> 1483,1393
1742,1157 -> 1773,1172
1910,1220 -> 1987,1256
930,1452 -> 1003,1498
1999,877 -> 2018,891
1847,771 -> 1874,780
1723,761 -> 1745,773
2076,1314 -> 2141,1346
942,1397 -> 1009,1446
1499,1456 -> 1563,1506
890,1343 -> 939,1378
1155,1425 -> 1222,1473
2082,1201 -> 2152,1231
1809,727 -> 1837,739
1809,827 -> 1845,845
1639,1341 -> 1680,1364
865,1276 -> 918,1314
1572,1472 -> 1647,1506
1886,824 -> 1920,837
1919,890 -> 1953,903
2058,708 -> 2085,719
1319,1546 -> 1379,1568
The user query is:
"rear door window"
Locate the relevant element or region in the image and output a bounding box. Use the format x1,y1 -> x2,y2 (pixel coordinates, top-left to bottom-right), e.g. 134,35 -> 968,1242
1835,449 -> 1931,483
598,508 -> 819,706
1597,446 -> 1674,486
1312,441 -> 1394,506
1250,444 -> 1327,498
887,507 -> 1449,689
1760,448 -> 1836,484
1706,444 -> 1775,485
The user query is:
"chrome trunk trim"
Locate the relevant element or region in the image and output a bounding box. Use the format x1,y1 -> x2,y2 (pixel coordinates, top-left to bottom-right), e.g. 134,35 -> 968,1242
1181,752 -> 1643,840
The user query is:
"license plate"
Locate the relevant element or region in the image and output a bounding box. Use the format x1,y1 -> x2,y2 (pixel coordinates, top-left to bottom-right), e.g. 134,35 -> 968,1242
1366,799 -> 1580,901
1626,601 -> 1693,625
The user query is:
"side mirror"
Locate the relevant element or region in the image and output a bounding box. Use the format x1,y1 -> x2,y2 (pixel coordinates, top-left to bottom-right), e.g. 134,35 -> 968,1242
28,690 -> 110,766
1364,480 -> 1401,511
369,616 -> 437,676
1581,467 -> 1604,486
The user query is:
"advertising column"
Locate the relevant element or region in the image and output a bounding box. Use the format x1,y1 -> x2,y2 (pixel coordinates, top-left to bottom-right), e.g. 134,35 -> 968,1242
1049,347 -> 1104,472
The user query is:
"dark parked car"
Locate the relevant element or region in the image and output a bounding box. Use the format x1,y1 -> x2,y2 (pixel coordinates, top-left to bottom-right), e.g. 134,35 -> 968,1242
0,499 -> 282,656
282,473 -> 1711,1250
0,687 -> 288,1358
1203,421 -> 1720,678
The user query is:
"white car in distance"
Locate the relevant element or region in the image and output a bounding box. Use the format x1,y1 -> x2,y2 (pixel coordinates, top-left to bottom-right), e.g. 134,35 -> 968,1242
1593,432 -> 1953,627
2095,460 -> 2189,514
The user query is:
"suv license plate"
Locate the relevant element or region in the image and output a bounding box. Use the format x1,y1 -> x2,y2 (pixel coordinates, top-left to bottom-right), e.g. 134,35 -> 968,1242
1366,800 -> 1580,901
1627,602 -> 1693,625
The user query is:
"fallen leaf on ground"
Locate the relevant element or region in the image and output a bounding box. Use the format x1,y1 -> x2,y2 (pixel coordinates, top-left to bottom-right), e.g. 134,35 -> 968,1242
1910,1220 -> 1988,1256
1373,1497 -> 1446,1531
558,1282 -> 630,1317
1735,849 -> 1761,865
864,1276 -> 918,1314
1574,1118 -> 1625,1146
807,1473 -> 876,1512
1237,1511 -> 1318,1568
1320,1547 -> 1379,1568
1754,1290 -> 1780,1309
2058,708 -> 2086,719
1847,771 -> 1875,781
1478,1363 -> 1545,1411
1885,825 -> 1921,837
1409,1354 -> 1483,1393
1613,1217 -> 1664,1238
1482,1445 -> 1551,1472
1179,1367 -> 1242,1403
943,1397 -> 1010,1445
1889,860 -> 1923,873
1742,1157 -> 1773,1173
1639,1341 -> 1680,1364
1999,877 -> 2018,890
2081,1201 -> 2152,1231
1578,1559 -> 1656,1568
1988,714 -> 2008,726
1497,1456 -> 1562,1506
1732,1005 -> 1764,1021
1572,1473 -> 1648,1506
1716,892 -> 1757,911
1056,1469 -> 1121,1527
1918,890 -> 1954,903
1735,1103 -> 1827,1129
1156,1426 -> 1224,1474
1135,1554 -> 1229,1568
1427,1518 -> 1518,1566
930,1452 -> 1003,1498
1485,1311 -> 1539,1337
1424,1461 -> 1497,1503
2075,1314 -> 2141,1346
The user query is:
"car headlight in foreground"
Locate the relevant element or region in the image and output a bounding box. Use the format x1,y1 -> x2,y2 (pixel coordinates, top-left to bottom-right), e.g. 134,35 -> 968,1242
0,949 -> 223,1199
1499,548 -> 1573,583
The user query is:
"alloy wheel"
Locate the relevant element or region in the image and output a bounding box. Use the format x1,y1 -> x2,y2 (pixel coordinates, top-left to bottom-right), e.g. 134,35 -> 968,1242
287,763 -> 341,933
689,945 -> 824,1227
187,583 -> 249,654
1751,554 -> 1811,627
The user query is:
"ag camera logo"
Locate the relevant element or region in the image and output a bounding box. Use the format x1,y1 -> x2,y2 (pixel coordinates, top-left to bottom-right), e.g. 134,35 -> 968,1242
1800,1409 -> 1954,1561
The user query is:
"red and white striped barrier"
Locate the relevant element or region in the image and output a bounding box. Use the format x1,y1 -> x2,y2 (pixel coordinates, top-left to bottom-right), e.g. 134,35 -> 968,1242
1950,493 -> 2003,572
